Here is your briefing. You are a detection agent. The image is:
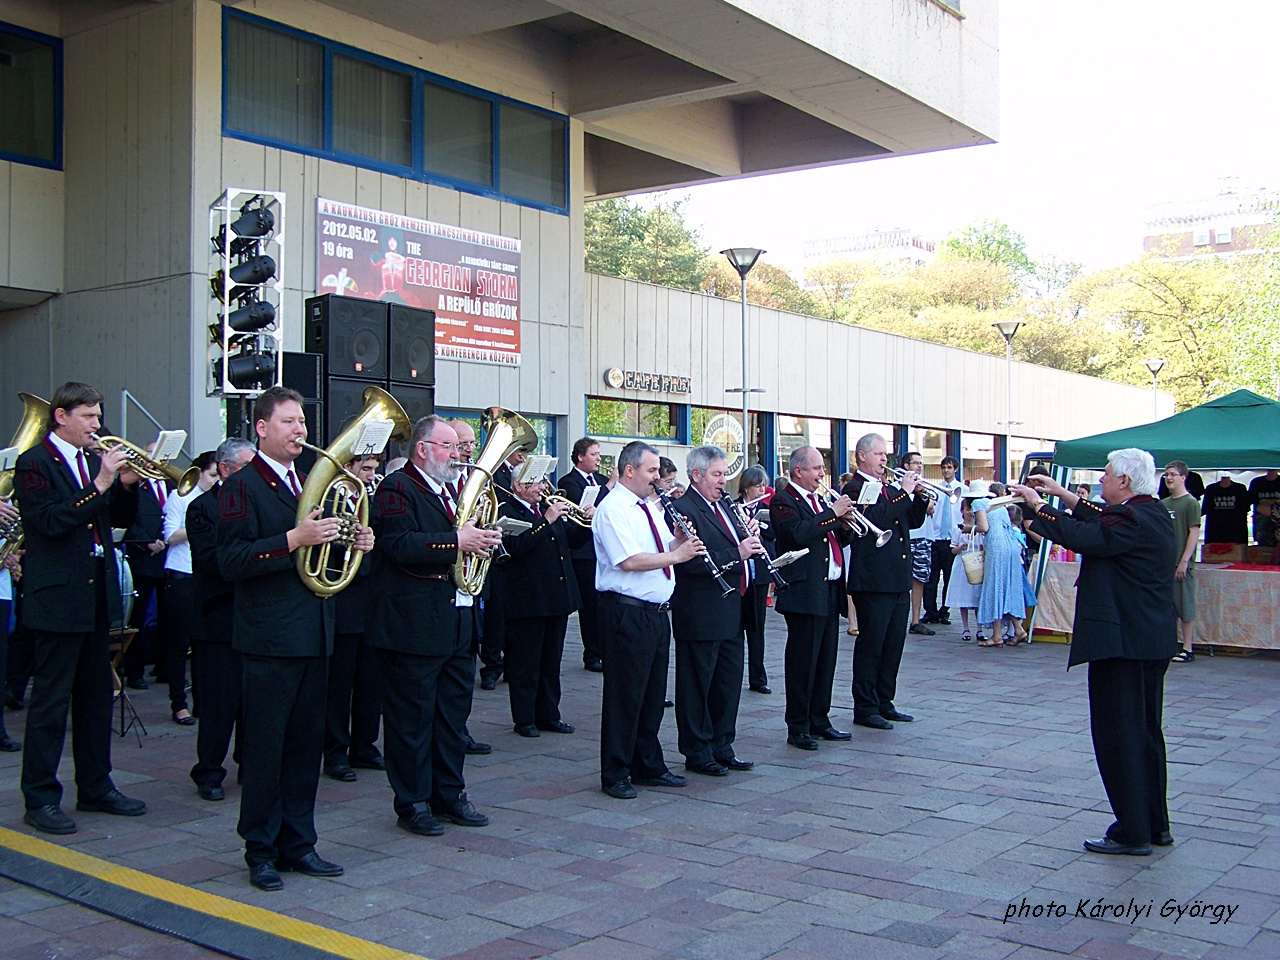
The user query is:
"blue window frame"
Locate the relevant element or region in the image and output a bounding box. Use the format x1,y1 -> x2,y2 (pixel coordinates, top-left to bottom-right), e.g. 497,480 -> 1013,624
222,9 -> 568,215
0,20 -> 62,169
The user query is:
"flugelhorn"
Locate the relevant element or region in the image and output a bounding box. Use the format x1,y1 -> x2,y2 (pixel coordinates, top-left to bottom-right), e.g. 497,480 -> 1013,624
885,467 -> 962,504
0,392 -> 50,563
91,433 -> 201,495
295,385 -> 411,597
814,479 -> 892,548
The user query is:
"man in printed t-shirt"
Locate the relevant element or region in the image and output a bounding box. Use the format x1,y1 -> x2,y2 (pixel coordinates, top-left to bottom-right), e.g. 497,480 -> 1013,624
1200,474 -> 1250,545
1247,470 -> 1280,547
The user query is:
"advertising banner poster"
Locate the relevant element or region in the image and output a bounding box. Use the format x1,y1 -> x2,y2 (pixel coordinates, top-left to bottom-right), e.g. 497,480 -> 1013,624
315,198 -> 522,366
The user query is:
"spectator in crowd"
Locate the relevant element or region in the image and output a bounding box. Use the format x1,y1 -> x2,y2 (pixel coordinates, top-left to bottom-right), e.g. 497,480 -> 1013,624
1248,469 -> 1280,547
945,489 -> 983,642
902,452 -> 936,637
1201,473 -> 1251,545
922,456 -> 963,626
975,482 -> 1035,646
1158,469 -> 1206,501
1162,462 -> 1201,663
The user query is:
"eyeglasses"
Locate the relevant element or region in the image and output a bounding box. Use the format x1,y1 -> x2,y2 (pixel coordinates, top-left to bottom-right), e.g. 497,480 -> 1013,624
421,440 -> 460,451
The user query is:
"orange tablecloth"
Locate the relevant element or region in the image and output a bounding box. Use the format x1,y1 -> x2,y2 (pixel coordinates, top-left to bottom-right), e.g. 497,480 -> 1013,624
1033,560 -> 1280,649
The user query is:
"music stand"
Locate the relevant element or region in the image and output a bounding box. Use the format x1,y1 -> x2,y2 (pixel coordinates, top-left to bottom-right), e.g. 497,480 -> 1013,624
108,626 -> 146,743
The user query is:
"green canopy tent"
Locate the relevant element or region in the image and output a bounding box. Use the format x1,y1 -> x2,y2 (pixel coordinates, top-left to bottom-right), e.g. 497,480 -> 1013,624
1051,389 -> 1280,470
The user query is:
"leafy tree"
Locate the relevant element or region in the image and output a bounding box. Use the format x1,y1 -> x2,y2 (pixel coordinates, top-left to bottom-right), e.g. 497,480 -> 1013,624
584,196 -> 707,291
941,218 -> 1036,283
701,257 -> 818,314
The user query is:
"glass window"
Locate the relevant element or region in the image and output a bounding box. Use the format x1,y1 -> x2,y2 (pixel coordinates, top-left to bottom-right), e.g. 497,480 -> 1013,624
0,26 -> 57,164
1009,436 -> 1055,483
587,397 -> 677,440
423,82 -> 492,186
846,421 -> 895,478
499,102 -> 565,208
225,17 -> 323,148
778,416 -> 836,484
333,54 -> 412,166
961,432 -> 996,482
690,407 -> 763,495
906,427 -> 948,479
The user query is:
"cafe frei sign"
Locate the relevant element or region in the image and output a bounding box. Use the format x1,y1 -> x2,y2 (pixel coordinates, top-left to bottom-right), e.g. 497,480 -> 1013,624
603,367 -> 691,394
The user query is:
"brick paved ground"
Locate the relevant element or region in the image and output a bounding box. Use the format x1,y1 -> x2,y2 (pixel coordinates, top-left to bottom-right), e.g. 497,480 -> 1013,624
2,611 -> 1278,960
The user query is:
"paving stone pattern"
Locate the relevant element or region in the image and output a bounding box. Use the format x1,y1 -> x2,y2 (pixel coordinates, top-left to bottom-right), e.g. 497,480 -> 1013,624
2,612 -> 1279,960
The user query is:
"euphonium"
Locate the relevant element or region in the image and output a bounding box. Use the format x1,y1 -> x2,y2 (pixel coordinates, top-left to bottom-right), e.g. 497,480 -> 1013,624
0,392 -> 50,563
453,406 -> 538,595
91,433 -> 202,495
295,385 -> 411,598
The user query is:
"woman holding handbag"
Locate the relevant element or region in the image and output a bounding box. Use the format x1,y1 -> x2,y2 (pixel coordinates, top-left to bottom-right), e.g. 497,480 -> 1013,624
976,482 -> 1037,646
945,487 -> 984,642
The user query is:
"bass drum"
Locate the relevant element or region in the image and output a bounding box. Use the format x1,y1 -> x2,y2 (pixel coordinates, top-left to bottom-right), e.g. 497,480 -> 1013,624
115,549 -> 135,629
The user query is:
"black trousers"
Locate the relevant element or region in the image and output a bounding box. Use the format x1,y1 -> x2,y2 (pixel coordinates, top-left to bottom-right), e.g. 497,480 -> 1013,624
923,540 -> 954,617
376,608 -> 473,820
21,577 -> 115,810
781,580 -> 842,737
162,571 -> 195,712
675,633 -> 744,765
324,630 -> 382,766
504,614 -> 567,727
572,559 -> 601,665
478,594 -> 505,683
0,598 -> 10,739
850,591 -> 910,720
599,594 -> 671,786
1088,658 -> 1171,846
190,632 -> 242,788
742,583 -> 769,689
122,573 -> 163,683
237,653 -> 326,866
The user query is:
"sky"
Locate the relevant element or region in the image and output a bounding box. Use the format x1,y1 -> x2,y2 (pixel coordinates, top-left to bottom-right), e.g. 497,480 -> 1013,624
664,2 -> 1280,275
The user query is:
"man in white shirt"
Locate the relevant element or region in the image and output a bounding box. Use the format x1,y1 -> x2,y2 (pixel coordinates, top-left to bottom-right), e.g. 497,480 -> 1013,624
922,456 -> 963,626
902,452 -> 937,637
593,441 -> 703,799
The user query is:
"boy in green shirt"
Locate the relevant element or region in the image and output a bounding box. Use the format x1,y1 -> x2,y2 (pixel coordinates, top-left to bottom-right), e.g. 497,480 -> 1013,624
1162,461 -> 1201,662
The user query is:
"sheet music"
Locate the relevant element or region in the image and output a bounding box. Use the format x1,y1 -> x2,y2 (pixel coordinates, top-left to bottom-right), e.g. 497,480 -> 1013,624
353,419 -> 395,456
516,455 -> 554,484
856,480 -> 883,505
578,485 -> 602,510
0,446 -> 19,471
151,431 -> 186,462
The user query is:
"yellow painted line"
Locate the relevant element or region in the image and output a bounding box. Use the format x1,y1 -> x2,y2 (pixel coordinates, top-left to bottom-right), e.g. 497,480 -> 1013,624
0,826 -> 429,960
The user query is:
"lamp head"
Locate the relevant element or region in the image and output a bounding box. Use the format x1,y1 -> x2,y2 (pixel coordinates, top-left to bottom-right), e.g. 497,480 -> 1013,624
992,319 -> 1023,342
721,247 -> 764,278
1143,357 -> 1167,376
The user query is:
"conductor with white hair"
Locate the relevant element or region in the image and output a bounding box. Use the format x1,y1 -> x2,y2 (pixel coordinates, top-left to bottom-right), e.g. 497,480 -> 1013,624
1011,448 -> 1178,857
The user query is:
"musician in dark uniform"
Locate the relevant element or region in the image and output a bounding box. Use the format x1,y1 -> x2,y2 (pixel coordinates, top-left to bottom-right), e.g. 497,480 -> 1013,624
217,386 -> 373,891
120,445 -> 169,690
1013,448 -> 1178,856
842,433 -> 928,730
367,416 -> 501,837
670,445 -> 761,775
558,437 -> 612,672
769,446 -> 854,750
323,454 -> 384,782
14,381 -> 144,835
736,465 -> 773,694
446,420 -> 491,753
187,437 -> 255,801
495,476 -> 588,737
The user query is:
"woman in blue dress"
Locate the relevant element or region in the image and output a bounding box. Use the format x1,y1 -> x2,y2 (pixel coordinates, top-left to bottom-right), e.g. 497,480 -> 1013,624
974,483 -> 1036,646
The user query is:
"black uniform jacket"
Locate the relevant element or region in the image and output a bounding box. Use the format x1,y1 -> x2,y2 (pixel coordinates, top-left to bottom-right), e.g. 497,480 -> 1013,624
769,484 -> 852,618
557,469 -> 610,561
738,495 -> 775,586
14,435 -> 139,632
217,455 -> 334,658
670,491 -> 743,641
841,474 -> 929,594
1028,495 -> 1178,668
366,465 -> 460,656
187,482 -> 233,642
123,481 -> 168,579
494,499 -> 587,618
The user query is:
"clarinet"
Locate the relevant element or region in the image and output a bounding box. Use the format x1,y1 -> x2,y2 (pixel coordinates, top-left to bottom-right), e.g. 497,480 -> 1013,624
726,498 -> 788,588
650,483 -> 737,597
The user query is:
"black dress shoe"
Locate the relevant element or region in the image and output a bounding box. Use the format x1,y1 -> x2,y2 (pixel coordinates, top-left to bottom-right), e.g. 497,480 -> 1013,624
1084,837 -> 1152,856
787,733 -> 819,751
685,760 -> 729,777
602,779 -> 637,799
431,794 -> 489,827
815,727 -> 852,741
126,678 -> 149,690
480,676 -> 497,691
325,763 -> 357,782
249,862 -> 283,891
76,789 -> 146,816
749,684 -> 771,694
634,771 -> 686,788
719,756 -> 754,771
881,710 -> 914,723
664,699 -> 674,708
1153,831 -> 1174,847
537,720 -> 575,734
350,755 -> 385,771
398,812 -> 444,836
584,659 -> 604,673
854,715 -> 894,730
463,735 -> 492,755
514,724 -> 540,738
172,710 -> 196,726
24,804 -> 76,835
197,784 -> 225,802
908,623 -> 936,636
0,733 -> 20,752
278,851 -> 344,876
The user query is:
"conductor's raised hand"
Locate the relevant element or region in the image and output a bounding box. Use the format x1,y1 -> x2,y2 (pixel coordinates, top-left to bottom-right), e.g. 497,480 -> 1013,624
1026,474 -> 1069,500
1009,483 -> 1043,510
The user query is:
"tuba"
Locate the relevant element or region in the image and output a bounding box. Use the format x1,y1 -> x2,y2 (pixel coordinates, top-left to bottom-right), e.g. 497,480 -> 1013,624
295,386 -> 411,597
453,407 -> 538,595
0,392 -> 51,563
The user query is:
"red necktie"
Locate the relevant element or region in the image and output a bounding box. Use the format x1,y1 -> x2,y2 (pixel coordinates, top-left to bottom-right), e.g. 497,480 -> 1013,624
713,502 -> 748,595
287,470 -> 302,498
810,494 -> 843,569
154,480 -> 167,509
440,490 -> 455,522
533,503 -> 542,519
77,452 -> 102,548
587,475 -> 597,486
639,500 -> 671,579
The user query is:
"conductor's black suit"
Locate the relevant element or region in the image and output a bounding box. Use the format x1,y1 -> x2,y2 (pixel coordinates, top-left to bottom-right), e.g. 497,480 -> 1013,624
15,436 -> 138,810
670,490 -> 746,766
1028,494 -> 1178,847
367,465 -> 473,820
842,474 -> 928,722
558,468 -> 610,667
769,484 -> 852,739
217,456 -> 335,867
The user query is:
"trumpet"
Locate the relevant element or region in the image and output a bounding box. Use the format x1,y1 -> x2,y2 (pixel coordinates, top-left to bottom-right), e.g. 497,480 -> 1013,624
814,479 -> 892,548
90,433 -> 201,495
886,467 -> 962,504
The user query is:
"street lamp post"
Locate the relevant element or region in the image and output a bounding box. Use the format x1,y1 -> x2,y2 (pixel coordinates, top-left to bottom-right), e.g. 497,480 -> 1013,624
1143,358 -> 1167,421
992,320 -> 1023,482
722,247 -> 764,469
